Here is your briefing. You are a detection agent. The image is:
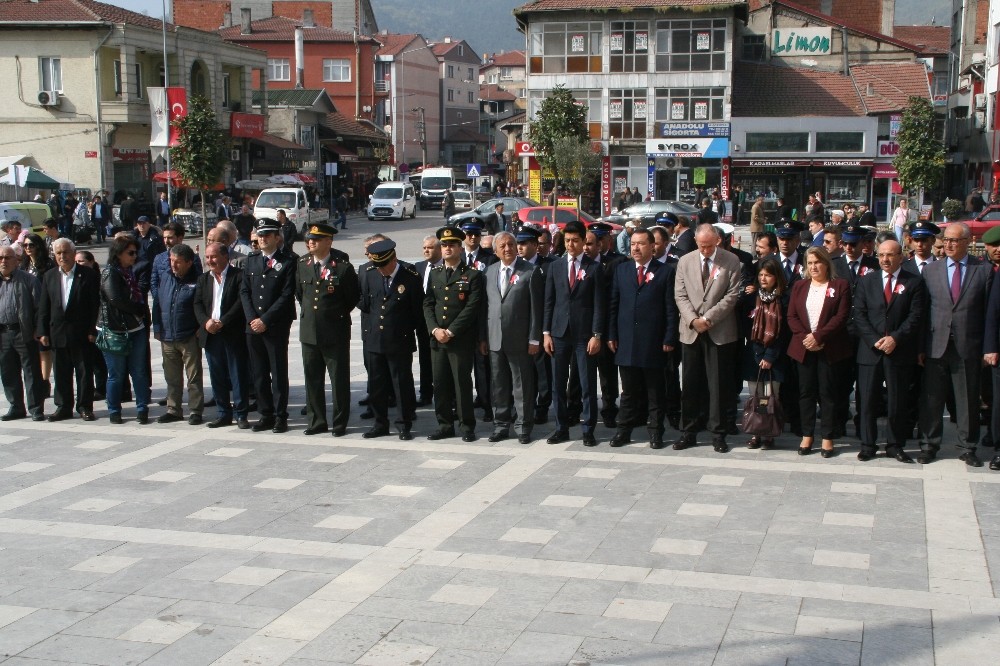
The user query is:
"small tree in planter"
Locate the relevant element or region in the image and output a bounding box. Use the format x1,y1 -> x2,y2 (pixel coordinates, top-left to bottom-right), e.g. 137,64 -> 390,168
941,198 -> 963,221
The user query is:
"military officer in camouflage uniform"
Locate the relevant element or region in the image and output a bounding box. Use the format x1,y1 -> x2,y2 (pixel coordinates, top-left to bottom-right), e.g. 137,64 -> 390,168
423,226 -> 484,441
295,222 -> 360,437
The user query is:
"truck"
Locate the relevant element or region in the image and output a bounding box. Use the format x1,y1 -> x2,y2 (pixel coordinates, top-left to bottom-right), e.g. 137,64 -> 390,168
417,167 -> 455,210
253,187 -> 329,236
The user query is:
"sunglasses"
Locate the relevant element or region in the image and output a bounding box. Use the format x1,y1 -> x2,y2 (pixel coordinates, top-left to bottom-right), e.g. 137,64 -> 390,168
22,244 -> 35,249
123,250 -> 138,256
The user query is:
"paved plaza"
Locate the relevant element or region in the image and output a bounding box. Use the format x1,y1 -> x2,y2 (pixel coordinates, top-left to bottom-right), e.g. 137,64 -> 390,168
1,213 -> 1000,664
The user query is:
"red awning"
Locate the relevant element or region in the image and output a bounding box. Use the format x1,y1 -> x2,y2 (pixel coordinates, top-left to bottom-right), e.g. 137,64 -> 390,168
872,163 -> 898,178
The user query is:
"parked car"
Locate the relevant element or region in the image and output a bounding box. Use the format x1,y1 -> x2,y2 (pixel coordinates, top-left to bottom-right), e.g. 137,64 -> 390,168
603,200 -> 699,226
254,186 -> 329,236
367,182 -> 417,221
447,196 -> 539,228
518,206 -> 623,231
964,204 -> 1000,238
451,190 -> 474,211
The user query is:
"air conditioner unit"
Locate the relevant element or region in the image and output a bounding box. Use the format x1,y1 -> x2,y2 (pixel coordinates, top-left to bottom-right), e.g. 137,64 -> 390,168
663,157 -> 683,169
975,93 -> 987,110
37,90 -> 59,107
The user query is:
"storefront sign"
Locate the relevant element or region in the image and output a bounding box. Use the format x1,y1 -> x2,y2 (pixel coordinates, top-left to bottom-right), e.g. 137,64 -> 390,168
230,112 -> 264,139
516,141 -> 534,156
720,159 -> 730,199
877,140 -> 900,157
771,27 -> 832,56
112,148 -> 149,162
601,156 -> 612,216
889,114 -> 902,139
646,138 -> 729,158
647,158 -> 655,198
872,163 -> 898,178
84,151 -> 97,158
661,122 -> 730,138
816,160 -> 873,167
732,159 -> 810,167
528,168 -> 541,204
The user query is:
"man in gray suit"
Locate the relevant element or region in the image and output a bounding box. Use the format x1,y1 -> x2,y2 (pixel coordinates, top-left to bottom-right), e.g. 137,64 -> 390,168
673,224 -> 743,452
480,231 -> 544,444
918,221 -> 992,466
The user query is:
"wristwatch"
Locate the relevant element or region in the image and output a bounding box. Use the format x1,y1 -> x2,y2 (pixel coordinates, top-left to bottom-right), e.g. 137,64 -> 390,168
592,333 -> 602,340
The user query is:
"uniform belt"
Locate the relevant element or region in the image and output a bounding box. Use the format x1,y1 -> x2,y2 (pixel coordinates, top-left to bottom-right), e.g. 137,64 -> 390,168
0,323 -> 20,332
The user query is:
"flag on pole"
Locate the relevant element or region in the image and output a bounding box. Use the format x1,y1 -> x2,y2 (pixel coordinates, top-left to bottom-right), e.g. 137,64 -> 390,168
148,86 -> 188,161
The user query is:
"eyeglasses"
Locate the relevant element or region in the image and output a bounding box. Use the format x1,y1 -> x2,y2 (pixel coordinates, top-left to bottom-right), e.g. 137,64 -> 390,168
123,250 -> 138,256
22,244 -> 35,249
942,237 -> 969,244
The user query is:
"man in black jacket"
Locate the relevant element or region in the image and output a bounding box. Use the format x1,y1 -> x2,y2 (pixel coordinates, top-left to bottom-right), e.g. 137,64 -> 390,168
132,216 -> 165,298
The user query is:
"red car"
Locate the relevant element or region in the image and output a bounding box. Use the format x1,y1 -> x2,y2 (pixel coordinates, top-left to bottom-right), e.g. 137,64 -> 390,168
940,205 -> 1000,239
517,206 -> 624,232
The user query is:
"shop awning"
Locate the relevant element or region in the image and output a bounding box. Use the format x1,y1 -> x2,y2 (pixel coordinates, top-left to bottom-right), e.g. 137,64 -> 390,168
872,163 -> 898,178
0,155 -> 26,176
254,133 -> 307,151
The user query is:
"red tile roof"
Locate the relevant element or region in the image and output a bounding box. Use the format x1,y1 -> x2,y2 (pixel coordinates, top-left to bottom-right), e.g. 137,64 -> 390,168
218,15 -> 372,43
321,112 -> 388,141
480,84 -> 518,102
851,62 -> 932,114
444,127 -> 490,143
375,33 -> 423,57
515,0 -> 744,12
483,51 -> 526,68
766,0 -> 921,52
0,0 -> 174,31
256,133 -> 307,151
732,62 -> 866,117
893,25 -> 951,55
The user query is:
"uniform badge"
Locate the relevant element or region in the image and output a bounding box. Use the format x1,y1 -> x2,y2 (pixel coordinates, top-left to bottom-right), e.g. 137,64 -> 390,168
397,284 -> 405,294
274,263 -> 283,272
459,292 -> 466,301
328,285 -> 335,293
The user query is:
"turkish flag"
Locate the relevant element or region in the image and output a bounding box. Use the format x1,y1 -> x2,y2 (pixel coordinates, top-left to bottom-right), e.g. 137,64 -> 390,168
166,87 -> 187,146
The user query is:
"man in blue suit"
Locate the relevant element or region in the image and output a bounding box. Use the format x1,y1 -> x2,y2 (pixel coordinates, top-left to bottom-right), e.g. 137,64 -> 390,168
543,221 -> 605,446
607,228 -> 679,449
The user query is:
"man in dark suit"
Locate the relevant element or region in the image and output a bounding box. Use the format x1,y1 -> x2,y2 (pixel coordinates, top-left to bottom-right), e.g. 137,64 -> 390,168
483,201 -> 509,236
37,239 -> 100,421
424,226 -> 485,441
590,222 -> 628,428
903,221 -> 940,275
673,216 -> 696,256
194,242 -> 249,429
462,220 -> 496,421
775,219 -> 807,435
980,226 -> 1000,470
607,228 -> 679,448
413,234 -> 442,407
919,221 -> 992,466
240,218 -> 298,433
480,231 -> 544,444
853,239 -> 927,462
543,221 -> 605,446
296,223 -> 360,437
517,226 -> 556,424
358,239 -> 422,440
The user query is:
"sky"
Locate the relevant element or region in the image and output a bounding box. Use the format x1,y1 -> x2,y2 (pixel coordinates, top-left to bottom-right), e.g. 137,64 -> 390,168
119,0 -> 168,20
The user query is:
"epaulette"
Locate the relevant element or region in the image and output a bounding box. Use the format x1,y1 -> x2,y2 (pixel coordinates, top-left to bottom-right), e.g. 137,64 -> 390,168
432,264 -> 446,270
366,264 -> 379,271
402,265 -> 419,276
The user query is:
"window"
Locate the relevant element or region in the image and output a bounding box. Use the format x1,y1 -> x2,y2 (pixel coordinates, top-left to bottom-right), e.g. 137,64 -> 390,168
815,132 -> 864,152
746,132 -> 809,152
500,66 -> 513,80
459,45 -> 465,57
655,87 -> 726,122
529,89 -> 602,139
488,72 -> 498,84
468,67 -> 474,80
322,58 -> 351,82
608,89 -> 648,140
468,91 -> 474,104
827,176 -> 867,202
112,60 -> 143,99
447,89 -> 455,102
39,56 -> 62,92
609,21 -> 649,73
267,58 -> 290,82
447,64 -> 455,78
222,72 -> 231,108
742,35 -> 766,62
655,19 -> 727,72
300,125 -> 315,151
528,21 -> 603,74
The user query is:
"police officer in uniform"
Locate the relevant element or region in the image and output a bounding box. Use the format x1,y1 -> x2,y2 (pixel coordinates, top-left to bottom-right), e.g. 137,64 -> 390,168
240,218 -> 298,433
423,226 -> 485,441
295,222 -> 360,437
358,239 -> 422,439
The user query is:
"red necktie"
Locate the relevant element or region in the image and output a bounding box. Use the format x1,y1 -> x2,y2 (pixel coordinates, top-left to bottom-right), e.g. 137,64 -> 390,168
951,261 -> 962,303
884,274 -> 893,304
637,265 -> 645,286
569,258 -> 577,289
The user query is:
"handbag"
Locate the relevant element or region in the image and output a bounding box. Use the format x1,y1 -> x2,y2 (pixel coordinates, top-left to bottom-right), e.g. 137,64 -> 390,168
95,307 -> 131,356
741,369 -> 784,438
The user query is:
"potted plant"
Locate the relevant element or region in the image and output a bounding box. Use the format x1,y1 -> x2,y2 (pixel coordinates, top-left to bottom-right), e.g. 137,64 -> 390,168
941,198 -> 963,222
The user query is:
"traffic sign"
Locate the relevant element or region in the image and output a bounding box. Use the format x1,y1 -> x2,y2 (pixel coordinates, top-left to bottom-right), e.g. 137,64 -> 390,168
466,163 -> 481,178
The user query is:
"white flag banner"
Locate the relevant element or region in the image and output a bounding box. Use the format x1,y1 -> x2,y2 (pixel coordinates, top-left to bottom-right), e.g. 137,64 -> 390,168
148,87 -> 169,148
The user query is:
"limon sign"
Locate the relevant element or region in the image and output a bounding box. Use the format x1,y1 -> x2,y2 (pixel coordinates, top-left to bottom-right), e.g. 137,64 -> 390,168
771,27 -> 832,56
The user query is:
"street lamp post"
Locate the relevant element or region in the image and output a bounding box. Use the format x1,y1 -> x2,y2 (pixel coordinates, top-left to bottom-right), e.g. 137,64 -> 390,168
412,106 -> 426,168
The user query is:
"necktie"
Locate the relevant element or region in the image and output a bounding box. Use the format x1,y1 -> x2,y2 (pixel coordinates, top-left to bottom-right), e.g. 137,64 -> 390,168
884,274 -> 893,304
315,260 -> 322,278
784,258 -> 792,279
951,261 -> 962,303
501,266 -> 511,296
850,260 -> 858,275
569,258 -> 577,289
637,265 -> 645,286
919,261 -> 926,274
384,274 -> 392,294
702,258 -> 711,288
446,267 -> 454,280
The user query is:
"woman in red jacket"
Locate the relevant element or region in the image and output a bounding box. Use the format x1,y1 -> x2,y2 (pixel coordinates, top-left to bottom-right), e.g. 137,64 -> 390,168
786,246 -> 852,457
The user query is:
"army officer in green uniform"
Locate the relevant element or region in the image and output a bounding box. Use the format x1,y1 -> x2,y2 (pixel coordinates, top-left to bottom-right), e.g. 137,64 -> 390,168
295,222 -> 360,437
423,226 -> 485,442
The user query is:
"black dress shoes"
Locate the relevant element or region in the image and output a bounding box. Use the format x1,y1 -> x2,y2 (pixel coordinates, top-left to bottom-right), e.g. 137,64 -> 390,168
649,436 -> 665,450
582,433 -> 597,447
603,416 -> 618,429
518,433 -> 532,444
746,436 -> 761,450
252,417 -> 276,432
990,455 -> 1000,471
798,446 -> 812,456
156,412 -> 183,424
712,437 -> 730,453
188,414 -> 203,426
136,412 -> 149,425
673,434 -> 695,450
488,430 -> 510,443
481,413 -> 494,423
609,431 -> 631,448
547,430 -> 570,445
272,418 -> 288,434
894,451 -> 915,464
236,418 -> 251,429
332,427 -> 347,437
80,411 -> 96,422
427,429 -> 456,440
0,410 -> 26,422
360,408 -> 374,419
303,426 -> 328,436
31,413 -> 45,422
917,452 -> 935,464
399,427 -> 414,441
857,452 -> 875,462
206,417 -> 233,429
959,451 -> 983,467
462,432 -> 477,442
46,411 -> 72,422
534,410 -> 548,425
820,448 -> 836,458
110,413 -> 123,424
363,427 -> 390,439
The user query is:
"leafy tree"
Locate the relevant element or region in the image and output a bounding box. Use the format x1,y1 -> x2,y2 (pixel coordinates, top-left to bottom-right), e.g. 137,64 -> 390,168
893,96 -> 945,196
529,86 -> 589,185
171,95 -> 228,247
550,136 -> 602,210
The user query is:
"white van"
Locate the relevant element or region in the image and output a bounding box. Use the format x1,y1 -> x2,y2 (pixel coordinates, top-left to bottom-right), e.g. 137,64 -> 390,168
367,182 -> 416,220
0,202 -> 52,233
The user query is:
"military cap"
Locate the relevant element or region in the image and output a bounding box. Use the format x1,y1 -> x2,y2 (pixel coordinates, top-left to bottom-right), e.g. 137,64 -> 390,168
256,217 -> 280,234
841,223 -> 864,243
588,222 -> 614,237
136,215 -> 151,224
908,221 -> 941,239
655,211 -> 680,227
460,219 -> 485,234
367,238 -> 397,265
775,219 -> 805,238
982,226 -> 1000,246
515,226 -> 541,243
304,222 -> 337,239
437,226 -> 465,243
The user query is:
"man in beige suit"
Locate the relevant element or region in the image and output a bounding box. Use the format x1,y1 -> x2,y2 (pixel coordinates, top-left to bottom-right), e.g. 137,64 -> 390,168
750,195 -> 766,242
673,224 -> 743,452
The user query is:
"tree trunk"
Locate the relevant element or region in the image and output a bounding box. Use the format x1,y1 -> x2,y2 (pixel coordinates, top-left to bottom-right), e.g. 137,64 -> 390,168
199,191 -> 208,259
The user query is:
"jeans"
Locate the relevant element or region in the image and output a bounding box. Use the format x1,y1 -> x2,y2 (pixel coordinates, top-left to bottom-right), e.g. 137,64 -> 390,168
205,334 -> 249,420
103,329 -> 151,416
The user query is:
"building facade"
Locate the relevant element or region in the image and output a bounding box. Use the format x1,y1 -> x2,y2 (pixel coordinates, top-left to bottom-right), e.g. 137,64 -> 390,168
375,33 -> 441,170
173,0 -> 378,36
431,38 -> 488,166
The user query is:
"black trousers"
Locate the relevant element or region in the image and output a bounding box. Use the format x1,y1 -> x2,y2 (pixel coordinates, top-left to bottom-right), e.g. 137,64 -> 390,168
858,361 -> 915,454
416,326 -> 434,400
302,339 -> 350,431
552,335 -> 598,433
920,341 -> 980,453
596,345 -> 619,418
431,341 -> 476,433
680,334 -> 734,436
0,328 -> 43,416
533,348 -> 552,414
663,349 -> 681,424
473,349 -> 492,414
796,353 -> 843,439
619,365 -> 666,435
52,343 -> 94,415
368,350 -> 416,430
247,328 -> 290,420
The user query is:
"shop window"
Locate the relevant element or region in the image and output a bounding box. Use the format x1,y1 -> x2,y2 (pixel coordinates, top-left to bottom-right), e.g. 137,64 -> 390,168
816,132 -> 864,152
609,21 -> 649,73
746,132 -> 808,152
742,35 -> 766,62
267,58 -> 290,82
655,87 -> 726,122
655,19 -> 727,72
827,176 -> 866,202
608,89 -> 649,140
528,22 -> 603,74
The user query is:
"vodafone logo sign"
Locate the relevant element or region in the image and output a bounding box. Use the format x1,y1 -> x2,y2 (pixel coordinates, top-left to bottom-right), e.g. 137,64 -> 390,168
516,141 -> 534,156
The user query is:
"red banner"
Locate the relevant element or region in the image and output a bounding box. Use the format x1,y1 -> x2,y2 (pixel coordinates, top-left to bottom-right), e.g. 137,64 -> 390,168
720,158 -> 730,200
166,87 -> 187,146
601,156 -> 612,217
230,112 -> 264,139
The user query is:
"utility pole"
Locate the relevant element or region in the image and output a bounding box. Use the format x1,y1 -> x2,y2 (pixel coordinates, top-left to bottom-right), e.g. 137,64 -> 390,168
412,106 -> 426,168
